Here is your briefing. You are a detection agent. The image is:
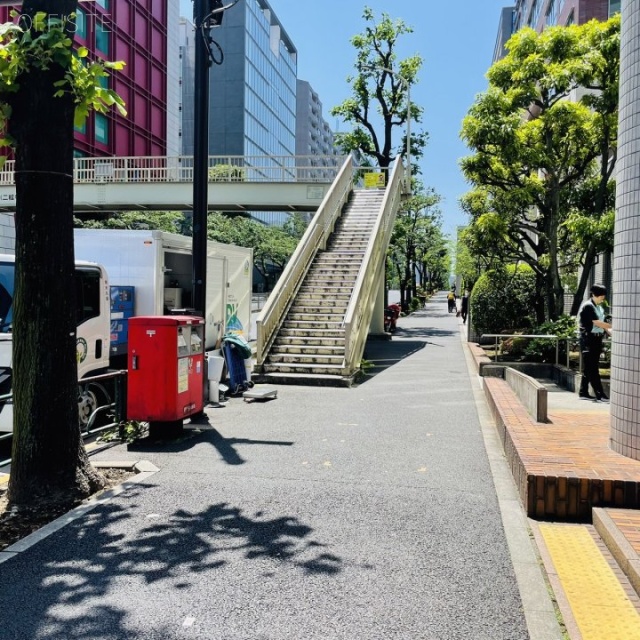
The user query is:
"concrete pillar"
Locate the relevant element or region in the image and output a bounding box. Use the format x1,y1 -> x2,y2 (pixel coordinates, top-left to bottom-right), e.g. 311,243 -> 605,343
368,259 -> 386,335
610,0 -> 640,458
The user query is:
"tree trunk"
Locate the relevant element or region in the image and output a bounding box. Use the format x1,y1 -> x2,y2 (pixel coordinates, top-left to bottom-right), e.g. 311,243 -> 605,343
571,242 -> 598,315
8,0 -> 104,506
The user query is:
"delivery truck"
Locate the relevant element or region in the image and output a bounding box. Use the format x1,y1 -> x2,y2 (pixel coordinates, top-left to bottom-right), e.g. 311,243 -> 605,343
73,229 -> 253,354
0,229 -> 253,434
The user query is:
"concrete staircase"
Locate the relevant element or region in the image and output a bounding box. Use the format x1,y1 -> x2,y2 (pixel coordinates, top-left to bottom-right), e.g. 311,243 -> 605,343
261,189 -> 385,385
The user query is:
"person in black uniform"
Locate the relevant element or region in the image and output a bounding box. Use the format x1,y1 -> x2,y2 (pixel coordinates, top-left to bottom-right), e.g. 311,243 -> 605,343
578,284 -> 612,401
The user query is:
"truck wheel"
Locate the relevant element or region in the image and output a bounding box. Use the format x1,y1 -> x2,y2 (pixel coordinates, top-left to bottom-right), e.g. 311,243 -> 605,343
78,382 -> 113,432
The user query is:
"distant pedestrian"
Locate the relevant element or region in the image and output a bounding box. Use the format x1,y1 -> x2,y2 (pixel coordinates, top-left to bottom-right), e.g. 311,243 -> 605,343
447,290 -> 456,313
460,290 -> 469,324
577,284 -> 612,401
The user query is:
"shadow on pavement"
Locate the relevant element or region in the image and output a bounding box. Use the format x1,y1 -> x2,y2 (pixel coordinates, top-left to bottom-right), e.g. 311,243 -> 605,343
128,427 -> 294,466
0,485 -> 346,640
358,339 -> 426,383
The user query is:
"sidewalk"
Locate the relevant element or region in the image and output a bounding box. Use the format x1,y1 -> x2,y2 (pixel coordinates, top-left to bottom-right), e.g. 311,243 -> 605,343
0,292 -> 544,640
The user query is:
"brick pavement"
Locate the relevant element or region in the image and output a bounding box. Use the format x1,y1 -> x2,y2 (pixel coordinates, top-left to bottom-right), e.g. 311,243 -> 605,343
468,343 -> 640,521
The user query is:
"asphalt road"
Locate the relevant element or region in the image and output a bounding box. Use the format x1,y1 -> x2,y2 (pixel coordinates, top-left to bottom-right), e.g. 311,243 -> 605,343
0,293 -> 530,640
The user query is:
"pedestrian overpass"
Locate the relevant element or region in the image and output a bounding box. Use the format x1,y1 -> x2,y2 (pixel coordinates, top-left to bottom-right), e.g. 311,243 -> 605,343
0,154 -> 346,213
0,153 -> 407,384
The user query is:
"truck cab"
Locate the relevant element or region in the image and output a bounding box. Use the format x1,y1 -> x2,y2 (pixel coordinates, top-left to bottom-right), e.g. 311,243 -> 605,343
0,254 -> 111,433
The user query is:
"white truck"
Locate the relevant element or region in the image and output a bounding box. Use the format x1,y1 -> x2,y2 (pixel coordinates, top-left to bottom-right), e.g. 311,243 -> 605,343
0,229 -> 253,433
73,229 -> 254,353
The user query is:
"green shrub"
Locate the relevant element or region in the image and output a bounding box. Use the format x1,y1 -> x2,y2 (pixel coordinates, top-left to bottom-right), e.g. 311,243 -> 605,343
470,264 -> 536,335
409,296 -> 422,311
524,315 -> 577,363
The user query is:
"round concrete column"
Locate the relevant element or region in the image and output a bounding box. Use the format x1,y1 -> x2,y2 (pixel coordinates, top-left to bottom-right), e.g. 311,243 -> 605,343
610,0 -> 640,458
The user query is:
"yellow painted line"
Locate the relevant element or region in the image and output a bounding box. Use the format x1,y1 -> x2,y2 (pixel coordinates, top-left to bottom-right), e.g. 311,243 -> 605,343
539,523 -> 640,640
0,473 -> 8,486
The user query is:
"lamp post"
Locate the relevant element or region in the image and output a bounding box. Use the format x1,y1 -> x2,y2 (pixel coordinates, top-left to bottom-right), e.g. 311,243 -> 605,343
192,0 -> 211,321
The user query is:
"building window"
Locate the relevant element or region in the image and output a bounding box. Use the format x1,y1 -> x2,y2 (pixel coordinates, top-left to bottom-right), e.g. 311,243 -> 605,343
75,119 -> 87,134
96,0 -> 109,9
545,0 -> 559,26
565,9 -> 575,25
95,113 -> 108,144
74,7 -> 86,39
528,0 -> 541,27
609,0 -> 621,17
96,23 -> 109,55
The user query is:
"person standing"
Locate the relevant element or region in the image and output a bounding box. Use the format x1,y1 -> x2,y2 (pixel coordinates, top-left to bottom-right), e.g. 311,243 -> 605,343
460,290 -> 469,324
578,284 -> 612,401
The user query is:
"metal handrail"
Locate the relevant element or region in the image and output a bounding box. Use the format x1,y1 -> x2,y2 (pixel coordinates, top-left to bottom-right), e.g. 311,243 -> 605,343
0,155 -> 347,186
482,334 -> 562,365
343,157 -> 404,375
255,155 -> 355,366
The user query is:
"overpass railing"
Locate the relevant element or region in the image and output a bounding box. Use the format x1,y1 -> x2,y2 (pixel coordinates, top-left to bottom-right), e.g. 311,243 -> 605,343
255,155 -> 355,367
343,157 -> 404,375
0,155 -> 346,186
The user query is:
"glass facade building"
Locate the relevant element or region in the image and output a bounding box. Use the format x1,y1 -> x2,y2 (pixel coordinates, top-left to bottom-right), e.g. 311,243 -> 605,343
183,0 -> 297,178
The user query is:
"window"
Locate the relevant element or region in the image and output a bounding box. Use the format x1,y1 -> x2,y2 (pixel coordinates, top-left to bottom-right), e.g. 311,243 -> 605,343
609,0 -> 621,17
565,9 -> 575,25
75,118 -> 87,134
95,113 -> 109,144
95,22 -> 109,55
96,0 -> 109,8
76,267 -> 101,325
545,0 -> 559,26
74,7 -> 86,39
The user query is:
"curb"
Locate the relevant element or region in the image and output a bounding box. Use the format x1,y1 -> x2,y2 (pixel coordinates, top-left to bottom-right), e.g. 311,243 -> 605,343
460,325 -> 564,640
0,459 -> 159,564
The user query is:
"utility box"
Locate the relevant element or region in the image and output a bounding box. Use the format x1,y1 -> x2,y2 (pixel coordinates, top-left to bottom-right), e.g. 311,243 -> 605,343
127,315 -> 205,422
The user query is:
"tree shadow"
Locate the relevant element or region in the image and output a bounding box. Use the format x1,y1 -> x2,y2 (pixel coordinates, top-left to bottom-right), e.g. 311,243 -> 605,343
0,484 -> 348,639
128,427 -> 293,466
357,339 -> 426,383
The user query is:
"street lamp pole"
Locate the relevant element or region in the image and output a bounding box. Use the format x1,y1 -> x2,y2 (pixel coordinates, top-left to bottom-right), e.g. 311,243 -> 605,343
192,0 -> 211,321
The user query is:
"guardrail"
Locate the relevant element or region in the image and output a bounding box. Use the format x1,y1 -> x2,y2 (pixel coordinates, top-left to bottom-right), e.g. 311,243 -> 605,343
255,155 -> 356,366
0,369 -> 128,469
0,155 -> 347,186
482,334 -> 567,366
343,157 -> 405,375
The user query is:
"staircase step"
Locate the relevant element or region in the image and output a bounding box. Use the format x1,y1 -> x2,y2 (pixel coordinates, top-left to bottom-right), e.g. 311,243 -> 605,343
267,353 -> 344,366
296,293 -> 351,303
289,305 -> 348,315
593,508 -> 640,597
275,336 -> 345,347
279,327 -> 345,338
283,320 -> 344,330
271,344 -> 345,356
263,361 -> 347,376
287,312 -> 345,322
535,520 -> 640,637
253,371 -> 355,388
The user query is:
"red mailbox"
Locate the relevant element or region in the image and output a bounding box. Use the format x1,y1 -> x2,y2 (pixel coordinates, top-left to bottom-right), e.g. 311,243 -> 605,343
127,315 -> 205,422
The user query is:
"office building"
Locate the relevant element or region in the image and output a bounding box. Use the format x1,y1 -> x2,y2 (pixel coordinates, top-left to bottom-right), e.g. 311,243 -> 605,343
511,0 -> 619,32
180,0 -> 296,163
0,0 -> 180,158
493,7 -> 516,63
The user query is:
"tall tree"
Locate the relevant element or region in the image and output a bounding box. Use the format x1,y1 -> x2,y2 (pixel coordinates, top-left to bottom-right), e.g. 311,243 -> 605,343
460,17 -> 620,321
3,1 -> 125,506
330,7 -> 427,171
388,187 -> 443,310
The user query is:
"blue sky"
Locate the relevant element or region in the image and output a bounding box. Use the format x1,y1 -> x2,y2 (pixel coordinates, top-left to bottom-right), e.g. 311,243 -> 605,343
179,0 -> 509,237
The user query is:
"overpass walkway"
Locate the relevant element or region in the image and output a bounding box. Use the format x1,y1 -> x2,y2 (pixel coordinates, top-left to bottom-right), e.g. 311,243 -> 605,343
0,154 -> 346,213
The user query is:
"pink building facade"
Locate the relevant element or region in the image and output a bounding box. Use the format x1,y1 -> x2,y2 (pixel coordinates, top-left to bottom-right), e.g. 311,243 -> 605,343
0,0 -> 180,158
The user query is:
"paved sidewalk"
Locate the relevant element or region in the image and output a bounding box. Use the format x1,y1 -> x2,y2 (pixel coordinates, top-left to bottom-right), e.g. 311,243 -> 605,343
0,293 -> 551,640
